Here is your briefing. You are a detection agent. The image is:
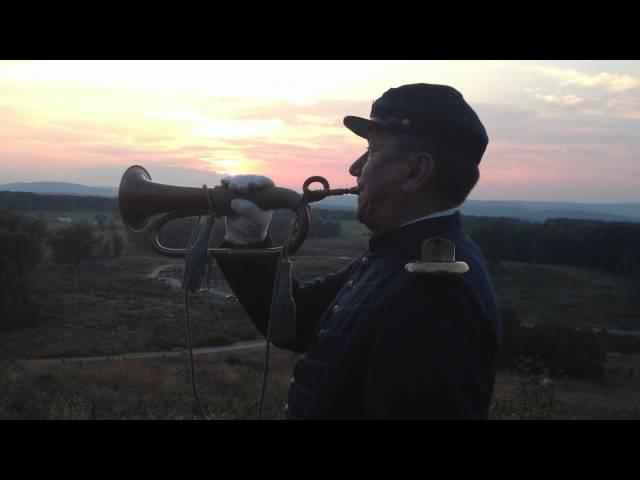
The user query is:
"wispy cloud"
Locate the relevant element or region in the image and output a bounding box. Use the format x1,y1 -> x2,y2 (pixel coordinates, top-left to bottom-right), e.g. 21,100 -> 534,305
533,93 -> 585,106
78,164 -> 225,188
521,65 -> 640,92
2,61 -> 639,202
515,63 -> 640,121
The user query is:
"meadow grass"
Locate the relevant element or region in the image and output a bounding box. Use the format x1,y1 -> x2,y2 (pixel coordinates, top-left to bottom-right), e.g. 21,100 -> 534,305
2,234 -> 640,419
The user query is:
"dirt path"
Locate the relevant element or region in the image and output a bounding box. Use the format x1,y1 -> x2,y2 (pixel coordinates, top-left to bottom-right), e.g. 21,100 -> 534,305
35,340 -> 267,363
148,263 -> 235,299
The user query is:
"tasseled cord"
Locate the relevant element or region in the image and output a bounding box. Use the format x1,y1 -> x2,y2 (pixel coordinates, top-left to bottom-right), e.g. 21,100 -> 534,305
181,185 -> 217,421
179,185 -> 300,420
182,185 -> 216,294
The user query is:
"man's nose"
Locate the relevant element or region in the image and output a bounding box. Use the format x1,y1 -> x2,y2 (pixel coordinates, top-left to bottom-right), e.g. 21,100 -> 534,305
349,152 -> 367,177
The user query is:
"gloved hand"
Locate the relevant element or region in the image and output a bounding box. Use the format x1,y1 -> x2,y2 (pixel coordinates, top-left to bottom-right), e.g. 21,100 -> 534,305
221,175 -> 275,245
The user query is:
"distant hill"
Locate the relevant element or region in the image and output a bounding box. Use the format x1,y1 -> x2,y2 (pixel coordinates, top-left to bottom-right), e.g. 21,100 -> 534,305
2,181 -> 639,223
317,196 -> 640,223
0,182 -> 118,197
314,195 -> 359,210
461,200 -> 640,223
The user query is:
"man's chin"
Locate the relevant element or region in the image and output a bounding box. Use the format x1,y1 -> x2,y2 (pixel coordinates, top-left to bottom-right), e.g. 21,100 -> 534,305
356,204 -> 373,232
356,199 -> 366,223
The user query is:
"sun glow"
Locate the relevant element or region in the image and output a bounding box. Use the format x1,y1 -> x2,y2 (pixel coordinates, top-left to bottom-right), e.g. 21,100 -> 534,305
1,60 -> 639,201
200,154 -> 256,177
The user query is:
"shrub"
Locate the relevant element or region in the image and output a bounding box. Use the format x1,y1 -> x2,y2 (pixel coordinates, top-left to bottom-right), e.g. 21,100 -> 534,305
499,308 -> 606,378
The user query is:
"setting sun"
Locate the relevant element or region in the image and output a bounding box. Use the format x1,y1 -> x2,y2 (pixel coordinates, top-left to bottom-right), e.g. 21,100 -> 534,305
1,60 -> 639,201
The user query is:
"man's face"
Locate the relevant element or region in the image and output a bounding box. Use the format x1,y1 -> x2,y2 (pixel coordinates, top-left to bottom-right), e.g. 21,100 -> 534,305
348,131 -> 410,233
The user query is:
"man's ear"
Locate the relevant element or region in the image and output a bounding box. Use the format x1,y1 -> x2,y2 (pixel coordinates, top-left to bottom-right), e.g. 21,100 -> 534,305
402,152 -> 435,192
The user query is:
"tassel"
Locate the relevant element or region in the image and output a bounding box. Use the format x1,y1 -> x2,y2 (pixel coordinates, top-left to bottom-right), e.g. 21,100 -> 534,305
182,215 -> 215,293
269,258 -> 297,347
182,185 -> 217,293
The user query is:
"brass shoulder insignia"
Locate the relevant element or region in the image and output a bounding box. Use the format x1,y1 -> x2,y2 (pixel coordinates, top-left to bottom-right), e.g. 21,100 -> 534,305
405,237 -> 469,276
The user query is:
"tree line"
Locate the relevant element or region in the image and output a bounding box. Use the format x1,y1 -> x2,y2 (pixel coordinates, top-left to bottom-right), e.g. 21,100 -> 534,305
0,210 -> 48,330
3,187 -> 639,278
0,191 -> 116,212
3,206 -> 639,376
465,216 -> 640,278
0,209 -> 124,330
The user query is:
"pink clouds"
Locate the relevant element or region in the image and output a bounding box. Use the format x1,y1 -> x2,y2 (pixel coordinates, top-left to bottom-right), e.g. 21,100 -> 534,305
1,73 -> 639,202
476,135 -> 640,202
216,135 -> 363,189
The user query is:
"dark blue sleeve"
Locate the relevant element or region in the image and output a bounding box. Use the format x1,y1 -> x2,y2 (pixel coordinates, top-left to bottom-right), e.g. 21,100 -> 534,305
364,276 -> 497,419
291,261 -> 358,351
215,238 -> 357,353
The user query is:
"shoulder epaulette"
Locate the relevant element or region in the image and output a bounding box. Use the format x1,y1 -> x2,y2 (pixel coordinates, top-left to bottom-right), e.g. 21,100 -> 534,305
405,237 -> 469,276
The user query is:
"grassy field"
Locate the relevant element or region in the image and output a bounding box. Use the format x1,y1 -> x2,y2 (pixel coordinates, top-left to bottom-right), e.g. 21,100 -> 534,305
2,223 -> 640,419
340,220 -> 371,238
0,256 -> 258,358
490,352 -> 640,419
3,347 -> 640,420
295,236 -> 369,257
0,348 -> 299,420
27,210 -> 117,228
0,252 -> 354,359
491,261 -> 640,330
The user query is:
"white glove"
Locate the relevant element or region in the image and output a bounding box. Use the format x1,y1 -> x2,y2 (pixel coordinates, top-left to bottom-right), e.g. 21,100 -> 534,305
221,175 -> 274,245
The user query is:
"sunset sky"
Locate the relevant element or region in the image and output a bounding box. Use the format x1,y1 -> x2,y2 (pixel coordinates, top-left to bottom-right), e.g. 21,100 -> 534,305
0,60 -> 638,202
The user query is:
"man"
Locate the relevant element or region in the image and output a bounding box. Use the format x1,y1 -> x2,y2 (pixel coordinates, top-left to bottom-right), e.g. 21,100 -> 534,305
215,83 -> 501,419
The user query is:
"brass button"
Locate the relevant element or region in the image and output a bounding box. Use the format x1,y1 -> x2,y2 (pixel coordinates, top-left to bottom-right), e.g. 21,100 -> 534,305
361,257 -> 370,268
332,305 -> 340,313
345,280 -> 354,291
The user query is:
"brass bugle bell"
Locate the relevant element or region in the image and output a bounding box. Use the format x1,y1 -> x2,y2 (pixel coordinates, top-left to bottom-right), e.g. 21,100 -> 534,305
118,165 -> 311,257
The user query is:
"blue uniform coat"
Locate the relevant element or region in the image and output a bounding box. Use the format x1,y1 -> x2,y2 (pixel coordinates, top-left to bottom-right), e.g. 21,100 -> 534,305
216,212 -> 501,419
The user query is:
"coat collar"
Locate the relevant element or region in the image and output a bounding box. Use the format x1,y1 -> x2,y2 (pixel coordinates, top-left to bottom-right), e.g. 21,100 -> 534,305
367,211 -> 464,255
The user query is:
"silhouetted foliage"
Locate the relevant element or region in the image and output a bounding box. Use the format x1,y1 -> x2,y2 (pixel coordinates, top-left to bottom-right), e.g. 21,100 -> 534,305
4,191 -> 640,277
467,216 -> 640,278
111,232 -> 124,257
598,332 -> 640,355
499,307 -> 607,378
270,209 -> 341,240
48,222 -> 101,288
308,213 -> 341,238
95,214 -> 109,231
0,210 -> 48,330
0,191 -> 116,212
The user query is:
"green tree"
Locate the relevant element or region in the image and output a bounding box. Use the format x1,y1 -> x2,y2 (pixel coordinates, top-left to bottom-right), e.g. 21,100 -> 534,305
101,237 -> 113,258
111,232 -> 124,257
0,209 -> 47,272
48,222 -> 100,289
95,214 -> 109,232
468,219 -> 515,272
0,210 -> 47,330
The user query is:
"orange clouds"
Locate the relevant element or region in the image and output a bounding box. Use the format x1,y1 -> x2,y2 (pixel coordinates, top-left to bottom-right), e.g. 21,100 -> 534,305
1,61 -> 639,202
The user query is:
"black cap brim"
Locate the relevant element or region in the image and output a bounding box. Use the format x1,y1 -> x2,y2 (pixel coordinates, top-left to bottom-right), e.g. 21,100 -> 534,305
343,115 -> 397,139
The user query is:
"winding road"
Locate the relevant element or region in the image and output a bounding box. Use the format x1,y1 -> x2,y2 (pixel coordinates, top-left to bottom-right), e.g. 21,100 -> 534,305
34,264 -> 254,363
148,264 -> 236,300
40,340 -> 267,363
